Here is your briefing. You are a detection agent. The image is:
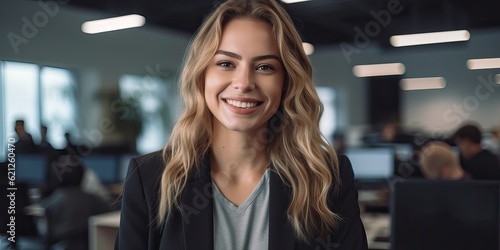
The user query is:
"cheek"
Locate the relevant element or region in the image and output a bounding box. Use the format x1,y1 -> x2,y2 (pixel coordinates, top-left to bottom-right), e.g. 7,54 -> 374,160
204,73 -> 219,99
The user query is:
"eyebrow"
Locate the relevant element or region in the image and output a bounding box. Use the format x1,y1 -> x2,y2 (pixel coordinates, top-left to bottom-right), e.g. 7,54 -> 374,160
215,50 -> 281,62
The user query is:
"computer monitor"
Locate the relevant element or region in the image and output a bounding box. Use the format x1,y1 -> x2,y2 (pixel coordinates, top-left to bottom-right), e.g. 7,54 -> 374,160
15,154 -> 48,186
375,143 -> 414,161
344,147 -> 394,180
82,155 -> 119,184
391,180 -> 500,250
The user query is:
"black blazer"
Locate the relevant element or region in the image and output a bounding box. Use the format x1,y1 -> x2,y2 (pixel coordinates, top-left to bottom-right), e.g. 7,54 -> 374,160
115,151 -> 367,250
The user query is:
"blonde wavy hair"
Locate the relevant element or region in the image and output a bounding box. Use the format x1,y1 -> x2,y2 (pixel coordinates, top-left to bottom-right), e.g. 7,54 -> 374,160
159,0 -> 340,242
419,141 -> 460,179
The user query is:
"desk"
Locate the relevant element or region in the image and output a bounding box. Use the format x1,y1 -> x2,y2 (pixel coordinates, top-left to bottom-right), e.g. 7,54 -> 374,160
89,210 -> 120,250
361,213 -> 390,250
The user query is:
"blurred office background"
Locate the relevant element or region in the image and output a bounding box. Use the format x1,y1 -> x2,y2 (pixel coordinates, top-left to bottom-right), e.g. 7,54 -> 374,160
1,0 -> 500,249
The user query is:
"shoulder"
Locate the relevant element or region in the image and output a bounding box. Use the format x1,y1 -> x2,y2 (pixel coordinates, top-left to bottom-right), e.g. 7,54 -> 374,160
337,155 -> 354,193
128,150 -> 165,181
476,150 -> 500,164
122,150 -> 165,200
330,155 -> 357,208
337,154 -> 354,181
326,155 -> 368,249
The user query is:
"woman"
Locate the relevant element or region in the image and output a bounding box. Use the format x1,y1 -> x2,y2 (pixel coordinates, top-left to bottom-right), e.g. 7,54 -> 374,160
116,0 -> 367,249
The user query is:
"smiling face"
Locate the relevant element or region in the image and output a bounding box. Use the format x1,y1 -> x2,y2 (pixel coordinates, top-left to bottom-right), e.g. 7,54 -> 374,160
204,18 -> 284,134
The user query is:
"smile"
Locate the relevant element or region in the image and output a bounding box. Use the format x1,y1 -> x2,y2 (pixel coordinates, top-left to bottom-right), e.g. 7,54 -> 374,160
224,99 -> 260,108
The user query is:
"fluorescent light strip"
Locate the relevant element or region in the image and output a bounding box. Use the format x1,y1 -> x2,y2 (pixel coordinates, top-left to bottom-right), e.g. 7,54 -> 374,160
302,42 -> 314,55
466,58 -> 500,70
400,77 -> 446,91
282,0 -> 311,3
82,14 -> 146,34
390,30 -> 470,47
352,63 -> 405,77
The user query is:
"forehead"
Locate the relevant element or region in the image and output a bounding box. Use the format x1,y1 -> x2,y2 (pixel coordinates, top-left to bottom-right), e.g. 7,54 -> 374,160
217,18 -> 279,56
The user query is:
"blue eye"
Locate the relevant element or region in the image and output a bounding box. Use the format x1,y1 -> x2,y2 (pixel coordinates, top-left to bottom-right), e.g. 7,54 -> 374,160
217,61 -> 234,68
256,64 -> 274,71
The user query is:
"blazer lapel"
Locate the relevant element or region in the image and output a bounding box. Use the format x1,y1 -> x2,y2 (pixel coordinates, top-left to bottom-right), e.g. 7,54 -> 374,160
180,157 -> 214,250
269,170 -> 297,250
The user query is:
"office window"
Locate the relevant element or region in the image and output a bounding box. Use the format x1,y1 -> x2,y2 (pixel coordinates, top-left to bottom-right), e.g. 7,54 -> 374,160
3,61 -> 41,145
119,75 -> 176,154
317,86 -> 337,142
0,62 -> 79,161
40,67 -> 78,149
0,61 -> 4,161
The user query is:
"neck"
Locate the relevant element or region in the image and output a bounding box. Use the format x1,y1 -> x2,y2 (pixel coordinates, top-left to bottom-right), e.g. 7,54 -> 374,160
210,122 -> 270,184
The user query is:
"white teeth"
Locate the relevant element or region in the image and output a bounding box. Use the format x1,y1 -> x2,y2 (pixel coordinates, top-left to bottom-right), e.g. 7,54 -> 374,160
226,99 -> 258,108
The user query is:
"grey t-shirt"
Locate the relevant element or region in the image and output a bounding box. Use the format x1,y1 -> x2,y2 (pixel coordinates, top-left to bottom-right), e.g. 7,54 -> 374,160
212,169 -> 270,250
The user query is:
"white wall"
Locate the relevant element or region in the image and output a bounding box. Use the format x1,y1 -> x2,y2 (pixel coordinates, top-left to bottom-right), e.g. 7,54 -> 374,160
310,28 -> 500,136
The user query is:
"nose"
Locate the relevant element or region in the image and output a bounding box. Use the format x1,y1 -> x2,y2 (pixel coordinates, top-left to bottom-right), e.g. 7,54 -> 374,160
232,67 -> 255,92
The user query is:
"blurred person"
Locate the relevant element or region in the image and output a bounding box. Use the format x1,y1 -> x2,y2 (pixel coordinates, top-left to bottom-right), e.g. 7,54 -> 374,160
40,155 -> 109,250
14,119 -> 37,154
36,125 -> 55,155
44,154 -> 112,204
116,0 -> 367,249
38,125 -> 53,148
419,141 -> 470,180
332,132 -> 346,155
64,132 -> 77,154
453,124 -> 500,180
381,123 -> 397,143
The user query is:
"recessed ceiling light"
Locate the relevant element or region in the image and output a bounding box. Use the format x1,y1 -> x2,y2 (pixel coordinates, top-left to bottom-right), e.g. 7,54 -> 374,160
400,77 -> 446,91
390,30 -> 470,47
82,14 -> 146,34
466,58 -> 500,70
352,63 -> 405,77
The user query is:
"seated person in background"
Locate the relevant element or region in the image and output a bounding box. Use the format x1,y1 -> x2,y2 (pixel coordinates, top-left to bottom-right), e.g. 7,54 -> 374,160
14,119 -> 37,154
453,124 -> 500,180
419,141 -> 470,180
44,155 -> 112,204
41,155 -> 109,250
37,125 -> 55,154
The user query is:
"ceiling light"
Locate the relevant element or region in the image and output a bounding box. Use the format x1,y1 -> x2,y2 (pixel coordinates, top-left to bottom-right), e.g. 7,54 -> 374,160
466,58 -> 500,70
82,14 -> 146,34
352,63 -> 405,77
390,30 -> 470,47
302,42 -> 314,55
281,0 -> 311,3
400,77 -> 446,91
